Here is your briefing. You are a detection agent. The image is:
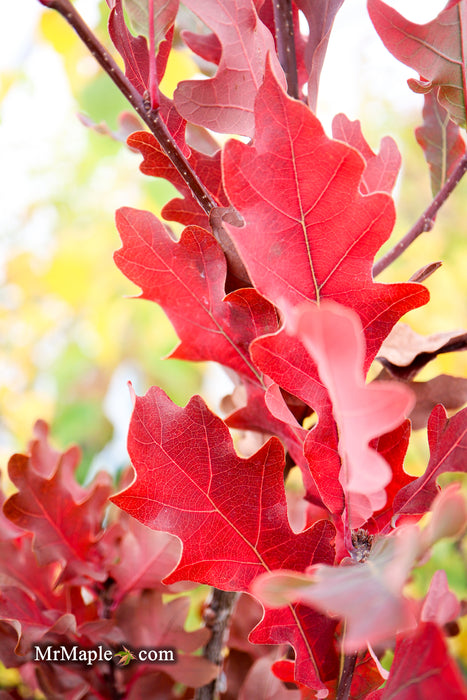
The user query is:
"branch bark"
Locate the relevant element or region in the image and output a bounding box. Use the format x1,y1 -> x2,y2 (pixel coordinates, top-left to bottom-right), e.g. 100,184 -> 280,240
194,589 -> 240,700
273,0 -> 299,99
373,152 -> 467,277
336,651 -> 358,700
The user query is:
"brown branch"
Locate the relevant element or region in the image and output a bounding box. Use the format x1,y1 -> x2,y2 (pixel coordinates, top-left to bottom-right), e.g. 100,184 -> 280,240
273,0 -> 299,99
38,0 -> 250,285
194,589 -> 240,700
373,152 -> 467,277
336,651 -> 358,700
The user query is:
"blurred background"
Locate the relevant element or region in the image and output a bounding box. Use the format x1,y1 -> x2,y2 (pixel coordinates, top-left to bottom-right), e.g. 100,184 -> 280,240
1,0 -> 467,479
0,0 -> 466,677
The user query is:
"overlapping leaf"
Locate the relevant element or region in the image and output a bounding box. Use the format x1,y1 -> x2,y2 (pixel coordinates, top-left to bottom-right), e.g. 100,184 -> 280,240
415,91 -> 466,195
368,0 -> 467,125
332,113 -> 401,194
174,0 -> 286,137
111,386 -> 338,689
223,65 -> 428,363
296,0 -> 345,111
3,424 -> 112,585
127,130 -> 227,229
252,525 -> 421,651
291,302 -> 414,526
114,207 -> 278,382
367,622 -> 467,700
394,404 -> 467,517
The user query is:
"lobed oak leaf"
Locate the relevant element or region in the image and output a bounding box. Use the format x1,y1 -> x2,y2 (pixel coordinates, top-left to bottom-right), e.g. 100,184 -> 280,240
291,302 -> 414,526
109,2 -> 187,149
174,0 -> 286,137
368,0 -> 467,125
0,586 -> 76,658
393,404 -> 467,517
111,386 -> 335,589
238,656 -> 301,699
252,525 -> 421,652
415,91 -> 466,195
421,569 -> 460,628
249,603 -> 339,691
223,64 -> 428,362
127,130 -> 227,229
114,207 -> 278,383
368,622 -> 467,699
106,513 -> 186,606
115,590 -> 218,686
332,113 -> 401,195
3,441 -> 112,585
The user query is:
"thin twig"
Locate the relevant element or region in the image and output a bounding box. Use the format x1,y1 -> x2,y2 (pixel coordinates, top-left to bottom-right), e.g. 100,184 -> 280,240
373,152 -> 467,277
38,0 -> 250,285
194,589 -> 240,700
336,652 -> 358,700
273,0 -> 299,99
39,0 -> 216,216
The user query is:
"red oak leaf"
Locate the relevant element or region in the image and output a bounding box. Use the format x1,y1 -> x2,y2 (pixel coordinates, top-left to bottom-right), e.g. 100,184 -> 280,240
111,387 -> 337,690
223,64 -> 428,362
111,386 -> 334,589
249,603 -> 339,691
368,0 -> 467,125
252,525 -> 420,651
393,404 -> 467,517
366,420 -> 414,534
3,432 -> 112,585
106,514 -> 185,607
109,2 -> 186,149
332,113 -> 401,194
415,91 -> 466,195
114,207 -> 278,382
174,0 -> 286,137
367,622 -> 467,700
291,302 -> 414,526
116,590 -> 218,687
0,586 -> 76,657
251,330 -> 344,515
127,130 -> 228,229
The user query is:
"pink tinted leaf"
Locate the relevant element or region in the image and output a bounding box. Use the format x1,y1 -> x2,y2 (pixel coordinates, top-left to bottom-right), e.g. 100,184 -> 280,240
415,90 -> 466,195
3,443 -> 112,585
174,0 -> 286,137
116,590 -> 218,686
238,656 -> 301,699
0,587 -> 76,657
223,64 -> 428,363
378,622 -> 467,699
252,526 -> 420,651
421,570 -> 460,627
111,386 -> 335,590
292,302 -> 414,526
332,113 -> 401,194
114,207 -> 279,382
394,404 -> 467,516
107,514 -> 183,606
295,0 -> 344,111
368,0 -> 467,125
123,0 -> 179,47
